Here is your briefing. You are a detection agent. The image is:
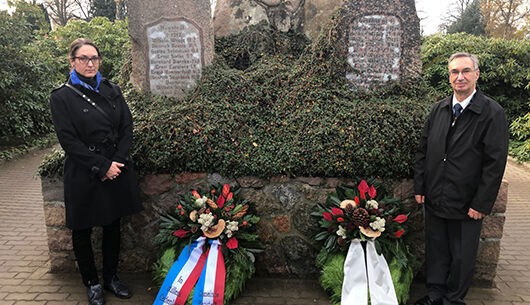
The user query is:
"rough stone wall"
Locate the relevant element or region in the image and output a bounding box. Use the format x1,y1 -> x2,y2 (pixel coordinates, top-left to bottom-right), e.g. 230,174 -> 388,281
41,175 -> 507,285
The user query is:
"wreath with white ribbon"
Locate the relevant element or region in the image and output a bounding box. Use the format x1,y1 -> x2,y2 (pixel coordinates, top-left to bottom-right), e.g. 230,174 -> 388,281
313,180 -> 416,305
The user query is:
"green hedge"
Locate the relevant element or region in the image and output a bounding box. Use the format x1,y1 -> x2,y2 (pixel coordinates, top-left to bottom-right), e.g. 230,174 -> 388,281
0,11 -> 57,146
422,33 -> 530,124
509,111 -> 530,162
34,17 -> 129,84
40,18 -> 432,178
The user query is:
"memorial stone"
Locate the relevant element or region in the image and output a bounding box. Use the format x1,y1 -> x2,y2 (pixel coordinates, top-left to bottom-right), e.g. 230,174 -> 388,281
129,0 -> 214,98
213,0 -> 304,37
304,0 -> 343,40
338,0 -> 421,89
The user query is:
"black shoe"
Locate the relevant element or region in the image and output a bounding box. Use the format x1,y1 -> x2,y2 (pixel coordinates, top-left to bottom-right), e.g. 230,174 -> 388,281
87,283 -> 105,305
414,295 -> 442,305
104,275 -> 132,299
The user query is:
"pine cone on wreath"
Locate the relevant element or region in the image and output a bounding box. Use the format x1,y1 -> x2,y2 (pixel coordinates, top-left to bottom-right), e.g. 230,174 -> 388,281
344,204 -> 355,215
352,208 -> 370,227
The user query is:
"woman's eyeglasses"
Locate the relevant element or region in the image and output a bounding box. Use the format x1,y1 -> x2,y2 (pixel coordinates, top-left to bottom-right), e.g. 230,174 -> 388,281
74,56 -> 102,64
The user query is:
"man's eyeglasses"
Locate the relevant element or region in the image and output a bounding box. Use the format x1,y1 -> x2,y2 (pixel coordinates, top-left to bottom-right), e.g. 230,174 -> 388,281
449,68 -> 475,77
74,56 -> 102,64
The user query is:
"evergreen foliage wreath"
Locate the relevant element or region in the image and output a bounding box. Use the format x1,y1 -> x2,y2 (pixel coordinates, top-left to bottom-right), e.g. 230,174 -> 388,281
152,184 -> 262,304
313,180 -> 416,304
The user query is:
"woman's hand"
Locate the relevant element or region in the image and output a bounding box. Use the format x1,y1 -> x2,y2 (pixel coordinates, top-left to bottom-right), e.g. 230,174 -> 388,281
101,161 -> 124,181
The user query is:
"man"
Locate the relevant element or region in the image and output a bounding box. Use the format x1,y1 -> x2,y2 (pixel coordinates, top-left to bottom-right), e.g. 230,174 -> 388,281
413,52 -> 509,305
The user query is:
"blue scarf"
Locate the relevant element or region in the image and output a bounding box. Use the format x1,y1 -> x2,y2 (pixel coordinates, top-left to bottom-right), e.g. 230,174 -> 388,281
69,69 -> 102,92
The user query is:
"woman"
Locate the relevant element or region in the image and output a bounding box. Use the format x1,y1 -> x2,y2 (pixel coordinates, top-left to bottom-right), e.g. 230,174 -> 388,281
50,38 -> 143,305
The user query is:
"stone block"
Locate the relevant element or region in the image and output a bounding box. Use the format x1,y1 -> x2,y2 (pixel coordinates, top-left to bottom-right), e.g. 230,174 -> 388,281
43,203 -> 65,227
301,184 -> 331,204
255,245 -> 289,275
393,179 -> 414,200
237,176 -> 268,188
295,177 -> 323,186
49,252 -> 75,273
46,228 -> 72,251
270,175 -> 290,183
207,173 -> 235,187
481,215 -> 505,239
273,215 -> 291,232
139,174 -> 174,196
477,240 -> 500,264
257,220 -> 276,244
241,188 -> 283,215
264,184 -> 301,210
292,200 -> 321,237
279,236 -> 319,276
324,177 -> 351,188
491,180 -> 508,213
156,192 -> 179,215
41,176 -> 64,202
213,0 -> 268,37
473,263 -> 497,287
174,172 -> 206,184
304,0 -> 344,40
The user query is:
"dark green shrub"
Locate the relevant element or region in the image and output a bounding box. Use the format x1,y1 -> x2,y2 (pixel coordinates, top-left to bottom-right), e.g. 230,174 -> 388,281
509,110 -> 530,162
39,13 -> 432,178
35,17 -> 129,82
123,14 -> 431,179
0,10 -> 57,146
422,33 -> 530,124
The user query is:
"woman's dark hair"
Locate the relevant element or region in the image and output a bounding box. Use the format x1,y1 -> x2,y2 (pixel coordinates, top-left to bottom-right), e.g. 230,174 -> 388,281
69,38 -> 101,59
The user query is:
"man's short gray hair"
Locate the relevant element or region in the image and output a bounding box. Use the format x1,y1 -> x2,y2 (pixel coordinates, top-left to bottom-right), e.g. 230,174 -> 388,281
448,52 -> 480,70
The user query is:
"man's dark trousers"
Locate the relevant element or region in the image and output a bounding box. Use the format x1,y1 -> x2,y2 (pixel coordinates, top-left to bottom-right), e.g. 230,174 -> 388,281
424,207 -> 483,305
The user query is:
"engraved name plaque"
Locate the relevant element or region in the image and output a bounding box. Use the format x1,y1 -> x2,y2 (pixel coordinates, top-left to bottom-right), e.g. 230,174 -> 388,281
346,15 -> 401,88
147,18 -> 203,97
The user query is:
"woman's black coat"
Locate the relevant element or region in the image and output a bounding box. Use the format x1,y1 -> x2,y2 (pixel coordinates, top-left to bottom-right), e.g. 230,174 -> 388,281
50,78 -> 143,230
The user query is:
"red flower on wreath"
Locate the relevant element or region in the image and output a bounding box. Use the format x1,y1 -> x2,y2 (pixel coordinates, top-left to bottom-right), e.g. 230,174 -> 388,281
394,229 -> 405,238
393,215 -> 408,224
226,237 -> 238,249
323,212 -> 333,221
173,229 -> 189,238
222,184 -> 230,198
368,185 -> 377,199
358,180 -> 369,199
331,207 -> 344,216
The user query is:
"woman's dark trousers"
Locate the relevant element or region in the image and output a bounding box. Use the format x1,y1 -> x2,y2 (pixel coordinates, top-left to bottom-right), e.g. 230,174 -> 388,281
72,218 -> 121,287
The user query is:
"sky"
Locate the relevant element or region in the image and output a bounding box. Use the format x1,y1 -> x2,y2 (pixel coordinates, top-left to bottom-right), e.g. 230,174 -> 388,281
416,0 -> 454,35
0,0 -> 453,36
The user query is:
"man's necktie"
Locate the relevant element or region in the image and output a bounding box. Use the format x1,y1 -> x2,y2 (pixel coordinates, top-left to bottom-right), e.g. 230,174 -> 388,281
454,103 -> 463,118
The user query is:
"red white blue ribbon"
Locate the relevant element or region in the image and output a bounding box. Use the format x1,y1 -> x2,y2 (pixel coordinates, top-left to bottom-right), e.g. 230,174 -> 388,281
192,239 -> 225,305
153,237 -> 226,305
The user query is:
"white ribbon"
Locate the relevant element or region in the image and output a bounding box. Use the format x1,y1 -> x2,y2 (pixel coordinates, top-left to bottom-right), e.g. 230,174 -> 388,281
341,240 -> 398,305
366,240 -> 398,305
201,239 -> 221,304
342,240 -> 368,305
